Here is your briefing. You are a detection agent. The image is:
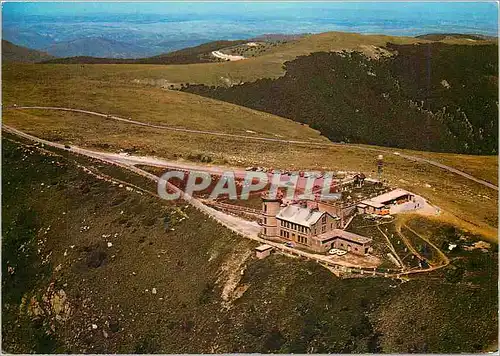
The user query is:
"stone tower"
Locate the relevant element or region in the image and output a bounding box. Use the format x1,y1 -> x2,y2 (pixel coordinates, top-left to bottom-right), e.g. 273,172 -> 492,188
261,195 -> 281,238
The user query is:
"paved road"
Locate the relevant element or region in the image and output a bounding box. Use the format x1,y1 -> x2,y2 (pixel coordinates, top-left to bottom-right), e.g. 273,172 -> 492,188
6,106 -> 497,191
5,124 -> 453,277
7,106 -> 332,147
211,50 -> 245,61
396,152 -> 498,191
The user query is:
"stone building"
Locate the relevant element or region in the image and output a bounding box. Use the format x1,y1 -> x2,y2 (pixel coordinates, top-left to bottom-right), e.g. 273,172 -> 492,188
261,196 -> 372,255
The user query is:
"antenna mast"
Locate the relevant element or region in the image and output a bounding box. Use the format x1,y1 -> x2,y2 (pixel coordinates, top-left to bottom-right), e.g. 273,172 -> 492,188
377,154 -> 384,182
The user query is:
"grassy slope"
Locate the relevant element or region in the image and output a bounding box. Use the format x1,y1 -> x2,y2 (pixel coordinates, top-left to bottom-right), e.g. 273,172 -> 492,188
1,68 -> 325,141
2,138 -> 497,353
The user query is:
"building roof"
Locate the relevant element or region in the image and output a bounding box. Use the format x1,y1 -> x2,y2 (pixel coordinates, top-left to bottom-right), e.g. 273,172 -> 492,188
360,189 -> 413,208
333,229 -> 372,244
276,204 -> 331,227
255,244 -> 273,252
316,229 -> 372,244
370,188 -> 412,204
358,200 -> 385,208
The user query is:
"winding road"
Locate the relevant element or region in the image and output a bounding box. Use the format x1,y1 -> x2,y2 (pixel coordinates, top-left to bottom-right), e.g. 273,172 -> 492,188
4,123 -> 454,278
5,105 -> 497,191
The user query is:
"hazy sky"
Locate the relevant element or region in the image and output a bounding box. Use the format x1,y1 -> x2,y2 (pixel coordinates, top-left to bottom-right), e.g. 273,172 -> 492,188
3,1 -> 498,20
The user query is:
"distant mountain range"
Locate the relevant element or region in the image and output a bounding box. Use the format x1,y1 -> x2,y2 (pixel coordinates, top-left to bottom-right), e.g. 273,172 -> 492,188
2,40 -> 55,63
42,37 -> 153,59
4,32 -> 494,65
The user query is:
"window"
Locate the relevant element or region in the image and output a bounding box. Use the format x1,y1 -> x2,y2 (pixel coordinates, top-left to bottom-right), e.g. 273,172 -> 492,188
264,204 -> 267,213
264,217 -> 267,225
264,228 -> 267,235
321,225 -> 326,233
322,215 -> 327,224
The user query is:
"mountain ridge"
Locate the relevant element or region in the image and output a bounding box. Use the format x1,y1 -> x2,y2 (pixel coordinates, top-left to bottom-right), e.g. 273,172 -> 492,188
40,39 -> 247,64
2,40 -> 56,63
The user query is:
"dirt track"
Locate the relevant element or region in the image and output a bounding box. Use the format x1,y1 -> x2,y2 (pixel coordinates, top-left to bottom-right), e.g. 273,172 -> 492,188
6,106 -> 497,191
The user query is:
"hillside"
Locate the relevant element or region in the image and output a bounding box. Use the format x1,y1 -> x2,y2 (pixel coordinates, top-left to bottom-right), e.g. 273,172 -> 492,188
27,31 -> 497,89
17,32 -> 431,88
2,136 -> 498,353
2,40 -> 55,63
184,42 -> 498,155
415,33 -> 496,41
41,40 -> 247,65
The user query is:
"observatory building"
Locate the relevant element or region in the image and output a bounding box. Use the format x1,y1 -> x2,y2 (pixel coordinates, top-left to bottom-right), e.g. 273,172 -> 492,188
260,195 -> 372,255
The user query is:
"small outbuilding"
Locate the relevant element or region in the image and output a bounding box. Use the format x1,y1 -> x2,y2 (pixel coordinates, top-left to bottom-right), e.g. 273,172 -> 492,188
357,189 -> 414,215
255,244 -> 273,259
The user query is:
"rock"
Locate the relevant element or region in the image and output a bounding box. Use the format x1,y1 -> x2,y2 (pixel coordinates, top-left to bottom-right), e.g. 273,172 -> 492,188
107,242 -> 113,248
92,324 -> 98,330
152,288 -> 157,295
440,79 -> 451,89
103,330 -> 109,338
